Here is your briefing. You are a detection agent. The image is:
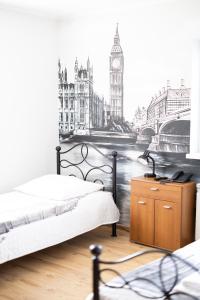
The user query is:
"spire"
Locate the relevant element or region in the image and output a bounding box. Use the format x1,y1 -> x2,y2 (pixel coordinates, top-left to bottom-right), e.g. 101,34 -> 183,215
114,23 -> 120,45
58,59 -> 61,72
111,23 -> 122,53
180,78 -> 185,88
64,67 -> 67,82
58,59 -> 62,81
74,57 -> 78,72
87,57 -> 90,71
116,22 -> 119,35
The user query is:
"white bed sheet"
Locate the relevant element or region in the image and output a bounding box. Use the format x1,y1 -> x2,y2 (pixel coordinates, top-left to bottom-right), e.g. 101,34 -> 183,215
0,191 -> 77,234
0,191 -> 119,263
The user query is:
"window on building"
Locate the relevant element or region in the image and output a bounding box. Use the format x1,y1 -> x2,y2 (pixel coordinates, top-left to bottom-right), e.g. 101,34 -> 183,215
59,98 -> 63,109
80,99 -> 85,107
80,111 -> 84,123
80,84 -> 84,91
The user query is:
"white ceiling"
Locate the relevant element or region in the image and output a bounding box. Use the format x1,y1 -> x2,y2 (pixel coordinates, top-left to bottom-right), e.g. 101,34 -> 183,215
0,0 -> 175,20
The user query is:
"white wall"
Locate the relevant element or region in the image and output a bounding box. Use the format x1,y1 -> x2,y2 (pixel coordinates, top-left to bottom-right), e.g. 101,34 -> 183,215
0,8 -> 59,192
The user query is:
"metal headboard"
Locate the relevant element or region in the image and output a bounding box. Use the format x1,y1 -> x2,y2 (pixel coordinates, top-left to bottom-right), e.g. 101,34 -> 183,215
56,143 -> 118,236
90,245 -> 200,300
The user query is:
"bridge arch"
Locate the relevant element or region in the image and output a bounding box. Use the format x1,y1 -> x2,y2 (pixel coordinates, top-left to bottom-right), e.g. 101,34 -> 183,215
141,127 -> 155,136
159,120 -> 190,135
136,127 -> 156,145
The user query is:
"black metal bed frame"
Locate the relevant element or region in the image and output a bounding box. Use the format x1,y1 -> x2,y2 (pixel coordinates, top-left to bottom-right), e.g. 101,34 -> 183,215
90,245 -> 200,300
56,143 -> 118,237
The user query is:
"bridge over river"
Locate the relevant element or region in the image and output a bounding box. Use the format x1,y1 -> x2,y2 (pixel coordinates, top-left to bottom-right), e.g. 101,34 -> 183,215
136,107 -> 190,153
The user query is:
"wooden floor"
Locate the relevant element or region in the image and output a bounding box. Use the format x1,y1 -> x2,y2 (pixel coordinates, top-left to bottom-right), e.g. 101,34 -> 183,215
0,226 -> 161,300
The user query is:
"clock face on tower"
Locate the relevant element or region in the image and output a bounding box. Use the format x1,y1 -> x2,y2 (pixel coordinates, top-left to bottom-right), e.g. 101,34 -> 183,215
112,58 -> 120,69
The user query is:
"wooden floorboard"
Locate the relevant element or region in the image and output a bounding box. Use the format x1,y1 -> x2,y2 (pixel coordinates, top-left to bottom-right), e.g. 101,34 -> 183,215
0,226 -> 161,300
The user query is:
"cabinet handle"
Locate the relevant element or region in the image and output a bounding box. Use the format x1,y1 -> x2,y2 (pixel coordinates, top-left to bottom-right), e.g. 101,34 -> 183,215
137,201 -> 146,205
150,187 -> 159,191
163,205 -> 172,209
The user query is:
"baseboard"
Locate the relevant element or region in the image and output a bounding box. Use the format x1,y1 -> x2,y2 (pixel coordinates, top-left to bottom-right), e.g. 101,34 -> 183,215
103,224 -> 130,232
117,224 -> 130,232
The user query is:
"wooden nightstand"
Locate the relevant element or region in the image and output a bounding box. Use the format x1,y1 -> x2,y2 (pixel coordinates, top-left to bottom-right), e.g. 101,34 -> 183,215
130,177 -> 196,251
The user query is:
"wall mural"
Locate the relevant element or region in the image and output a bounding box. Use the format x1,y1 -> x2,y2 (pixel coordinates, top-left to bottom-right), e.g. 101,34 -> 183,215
58,24 -> 200,226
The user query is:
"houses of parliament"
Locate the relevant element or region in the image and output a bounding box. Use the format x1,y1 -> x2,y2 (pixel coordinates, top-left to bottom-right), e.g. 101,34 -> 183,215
58,24 -> 124,136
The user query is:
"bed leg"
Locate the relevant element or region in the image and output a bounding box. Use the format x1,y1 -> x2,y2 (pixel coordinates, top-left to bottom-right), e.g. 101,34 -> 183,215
111,151 -> 117,238
90,245 -> 102,300
112,223 -> 117,237
56,146 -> 61,175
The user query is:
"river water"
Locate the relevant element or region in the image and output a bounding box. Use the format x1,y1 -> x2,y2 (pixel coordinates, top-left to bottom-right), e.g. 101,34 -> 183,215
59,141 -> 200,225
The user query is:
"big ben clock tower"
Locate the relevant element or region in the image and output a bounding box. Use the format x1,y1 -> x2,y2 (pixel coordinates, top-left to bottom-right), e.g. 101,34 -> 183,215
110,24 -> 124,121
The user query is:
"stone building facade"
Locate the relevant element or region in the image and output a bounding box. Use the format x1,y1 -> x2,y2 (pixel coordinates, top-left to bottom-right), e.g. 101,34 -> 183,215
147,80 -> 190,126
58,58 -> 104,135
135,79 -> 191,152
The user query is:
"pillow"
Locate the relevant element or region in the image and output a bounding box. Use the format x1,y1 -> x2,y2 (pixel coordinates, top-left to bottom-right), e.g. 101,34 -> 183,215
14,174 -> 104,201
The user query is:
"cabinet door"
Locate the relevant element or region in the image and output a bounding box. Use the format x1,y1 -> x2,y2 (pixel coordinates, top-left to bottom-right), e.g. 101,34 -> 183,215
155,200 -> 180,251
130,196 -> 154,245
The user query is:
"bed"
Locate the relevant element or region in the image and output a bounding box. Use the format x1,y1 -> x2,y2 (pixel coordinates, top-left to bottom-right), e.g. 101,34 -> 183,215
0,143 -> 119,264
88,240 -> 200,299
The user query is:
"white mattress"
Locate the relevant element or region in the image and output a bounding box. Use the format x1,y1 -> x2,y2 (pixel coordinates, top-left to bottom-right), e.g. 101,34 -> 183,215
0,191 -> 77,234
0,191 -> 119,263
